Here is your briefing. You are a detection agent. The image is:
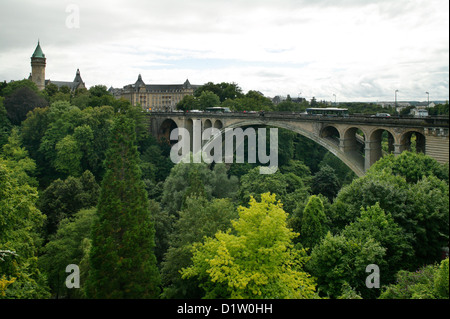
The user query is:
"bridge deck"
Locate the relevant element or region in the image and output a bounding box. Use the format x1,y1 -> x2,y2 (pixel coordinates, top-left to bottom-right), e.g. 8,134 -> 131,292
149,112 -> 449,128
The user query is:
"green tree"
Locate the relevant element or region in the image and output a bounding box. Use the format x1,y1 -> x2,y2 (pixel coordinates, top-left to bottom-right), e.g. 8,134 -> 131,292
319,152 -> 356,187
40,208 -> 96,299
311,164 -> 341,201
39,171 -> 99,237
176,95 -> 199,111
238,167 -> 288,207
307,232 -> 386,299
181,193 -> 317,299
369,151 -> 448,184
0,159 -> 50,298
210,163 -> 239,200
161,196 -> 237,299
379,259 -> 449,299
197,91 -> 220,110
88,116 -> 160,298
0,97 -> 12,149
20,106 -> 50,163
0,79 -> 39,97
1,127 -> 37,187
54,135 -> 83,176
3,86 -> 48,125
300,195 -> 327,250
342,203 -> 414,284
434,258 -> 449,298
334,168 -> 449,267
194,82 -> 243,102
161,162 -> 213,216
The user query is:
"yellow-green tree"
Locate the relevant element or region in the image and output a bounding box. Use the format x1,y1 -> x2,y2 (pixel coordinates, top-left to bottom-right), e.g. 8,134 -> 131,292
181,193 -> 317,299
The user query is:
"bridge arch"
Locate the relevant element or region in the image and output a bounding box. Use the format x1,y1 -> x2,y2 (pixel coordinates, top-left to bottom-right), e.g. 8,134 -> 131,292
400,130 -> 426,153
158,119 -> 178,143
204,119 -> 212,130
320,125 -> 340,147
369,128 -> 395,154
214,119 -> 223,130
202,119 -> 366,177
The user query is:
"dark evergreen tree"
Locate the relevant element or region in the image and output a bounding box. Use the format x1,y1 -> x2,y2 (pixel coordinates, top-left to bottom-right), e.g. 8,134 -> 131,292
301,195 -> 327,249
87,116 -> 160,298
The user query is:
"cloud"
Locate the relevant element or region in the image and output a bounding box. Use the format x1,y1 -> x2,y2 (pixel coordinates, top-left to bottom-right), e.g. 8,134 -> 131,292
0,0 -> 448,101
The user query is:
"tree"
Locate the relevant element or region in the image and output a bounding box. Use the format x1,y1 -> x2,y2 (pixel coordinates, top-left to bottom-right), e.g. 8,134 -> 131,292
311,164 -> 341,201
333,162 -> 449,267
434,258 -> 449,298
176,95 -> 199,111
3,86 -> 48,125
38,171 -> 99,237
307,232 -> 386,299
0,159 -> 50,298
379,259 -> 449,299
54,135 -> 83,176
161,162 -> 213,216
40,208 -> 96,298
300,195 -> 327,250
181,193 -> 317,299
1,127 -> 37,187
238,167 -> 288,207
19,106 -> 50,162
369,151 -> 448,184
0,79 -> 39,97
161,196 -> 237,299
194,82 -> 243,102
197,91 -> 220,110
87,116 -> 160,298
342,203 -> 414,285
319,152 -> 356,187
0,97 -> 12,149
210,163 -> 239,200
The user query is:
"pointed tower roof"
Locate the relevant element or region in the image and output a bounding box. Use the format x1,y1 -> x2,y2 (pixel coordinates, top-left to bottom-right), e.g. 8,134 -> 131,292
32,41 -> 45,58
134,74 -> 146,90
73,68 -> 83,83
183,79 -> 191,89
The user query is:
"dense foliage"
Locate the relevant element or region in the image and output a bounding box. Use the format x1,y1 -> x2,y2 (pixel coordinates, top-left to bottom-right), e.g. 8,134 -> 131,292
0,80 -> 448,299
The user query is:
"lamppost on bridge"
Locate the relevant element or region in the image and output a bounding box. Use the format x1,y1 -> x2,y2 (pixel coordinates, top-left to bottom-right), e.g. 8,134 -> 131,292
426,92 -> 430,107
395,90 -> 399,112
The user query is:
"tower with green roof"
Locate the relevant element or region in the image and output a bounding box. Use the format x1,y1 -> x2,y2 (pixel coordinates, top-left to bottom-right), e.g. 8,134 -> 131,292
31,40 -> 46,90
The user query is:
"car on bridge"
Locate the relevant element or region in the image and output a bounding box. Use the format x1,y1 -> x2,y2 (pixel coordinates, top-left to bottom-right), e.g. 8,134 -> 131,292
375,113 -> 391,117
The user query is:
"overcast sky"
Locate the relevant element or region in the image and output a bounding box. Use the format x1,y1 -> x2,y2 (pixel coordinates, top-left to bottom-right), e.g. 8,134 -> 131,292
0,0 -> 448,102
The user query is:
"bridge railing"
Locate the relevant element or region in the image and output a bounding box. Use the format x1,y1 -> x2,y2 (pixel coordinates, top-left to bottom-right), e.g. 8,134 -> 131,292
149,111 -> 449,127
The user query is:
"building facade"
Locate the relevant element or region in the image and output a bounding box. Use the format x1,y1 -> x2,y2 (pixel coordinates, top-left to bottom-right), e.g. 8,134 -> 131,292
29,41 -> 86,91
110,74 -> 200,112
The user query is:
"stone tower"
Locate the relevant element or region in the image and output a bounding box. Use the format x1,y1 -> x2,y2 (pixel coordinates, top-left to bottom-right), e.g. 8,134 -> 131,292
31,41 -> 46,90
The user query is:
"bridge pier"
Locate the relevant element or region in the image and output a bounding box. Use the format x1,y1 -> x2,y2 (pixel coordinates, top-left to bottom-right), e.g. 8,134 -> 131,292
364,140 -> 383,171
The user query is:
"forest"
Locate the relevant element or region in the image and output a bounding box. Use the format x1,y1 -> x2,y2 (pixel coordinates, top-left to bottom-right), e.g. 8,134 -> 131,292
0,79 -> 448,299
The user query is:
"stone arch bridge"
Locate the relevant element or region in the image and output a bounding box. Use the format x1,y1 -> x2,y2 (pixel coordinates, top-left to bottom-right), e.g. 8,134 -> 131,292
148,112 -> 449,177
